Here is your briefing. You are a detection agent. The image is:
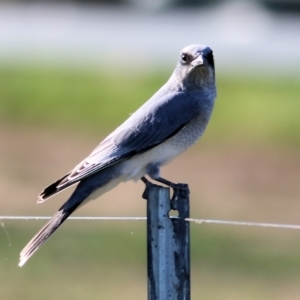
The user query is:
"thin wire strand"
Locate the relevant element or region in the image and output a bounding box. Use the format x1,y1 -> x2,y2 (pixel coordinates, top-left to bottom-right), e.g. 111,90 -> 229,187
0,216 -> 145,221
185,218 -> 300,230
1,216 -> 300,230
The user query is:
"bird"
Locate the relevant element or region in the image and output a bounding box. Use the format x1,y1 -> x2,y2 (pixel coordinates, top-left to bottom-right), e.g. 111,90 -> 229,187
19,44 -> 217,267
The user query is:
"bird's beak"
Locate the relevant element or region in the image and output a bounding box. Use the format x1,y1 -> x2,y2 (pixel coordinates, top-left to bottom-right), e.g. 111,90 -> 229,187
191,54 -> 203,68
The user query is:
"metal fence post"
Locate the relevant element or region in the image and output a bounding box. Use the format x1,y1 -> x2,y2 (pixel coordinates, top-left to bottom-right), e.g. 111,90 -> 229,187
145,183 -> 190,300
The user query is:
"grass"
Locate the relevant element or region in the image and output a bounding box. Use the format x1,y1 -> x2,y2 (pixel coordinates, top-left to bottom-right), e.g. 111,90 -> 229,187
1,66 -> 300,144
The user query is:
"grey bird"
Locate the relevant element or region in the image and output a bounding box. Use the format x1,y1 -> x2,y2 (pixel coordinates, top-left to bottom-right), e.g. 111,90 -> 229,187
19,44 -> 216,267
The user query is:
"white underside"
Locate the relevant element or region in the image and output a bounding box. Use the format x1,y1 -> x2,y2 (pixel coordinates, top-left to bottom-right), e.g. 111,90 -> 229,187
86,113 -> 206,203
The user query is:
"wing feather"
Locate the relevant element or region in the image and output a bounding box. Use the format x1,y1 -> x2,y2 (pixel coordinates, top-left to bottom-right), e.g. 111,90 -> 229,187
39,90 -> 201,201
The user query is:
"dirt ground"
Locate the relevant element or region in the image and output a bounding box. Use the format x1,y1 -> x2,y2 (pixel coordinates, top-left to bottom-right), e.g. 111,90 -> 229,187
1,123 -> 300,226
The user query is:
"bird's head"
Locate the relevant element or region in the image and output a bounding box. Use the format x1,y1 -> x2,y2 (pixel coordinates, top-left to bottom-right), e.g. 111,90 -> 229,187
175,44 -> 215,91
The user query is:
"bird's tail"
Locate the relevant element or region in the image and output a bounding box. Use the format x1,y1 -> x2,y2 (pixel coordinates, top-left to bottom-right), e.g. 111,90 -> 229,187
19,166 -> 123,267
18,203 -> 78,267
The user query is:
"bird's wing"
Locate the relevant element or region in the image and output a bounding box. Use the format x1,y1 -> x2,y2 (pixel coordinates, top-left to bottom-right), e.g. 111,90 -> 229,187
39,91 -> 201,201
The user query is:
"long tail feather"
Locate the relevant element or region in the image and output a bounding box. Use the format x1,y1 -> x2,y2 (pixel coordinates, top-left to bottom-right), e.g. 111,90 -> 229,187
19,204 -> 76,267
21,166 -> 122,267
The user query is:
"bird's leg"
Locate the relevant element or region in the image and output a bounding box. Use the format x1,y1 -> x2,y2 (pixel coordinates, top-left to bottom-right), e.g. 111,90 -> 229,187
144,163 -> 189,208
141,176 -> 189,209
152,176 -> 176,189
152,176 -> 189,209
141,176 -> 155,200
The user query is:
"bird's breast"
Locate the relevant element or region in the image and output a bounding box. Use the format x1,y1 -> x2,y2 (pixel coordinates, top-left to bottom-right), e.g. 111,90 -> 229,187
119,112 -> 209,181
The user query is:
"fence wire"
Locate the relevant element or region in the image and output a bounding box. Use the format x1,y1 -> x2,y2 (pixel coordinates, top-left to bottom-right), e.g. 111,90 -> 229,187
1,216 -> 300,230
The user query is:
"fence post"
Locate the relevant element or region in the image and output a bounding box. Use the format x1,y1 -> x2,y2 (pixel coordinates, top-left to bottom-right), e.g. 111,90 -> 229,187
145,183 -> 190,300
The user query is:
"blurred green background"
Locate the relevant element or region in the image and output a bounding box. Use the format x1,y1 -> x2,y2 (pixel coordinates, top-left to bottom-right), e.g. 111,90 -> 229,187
1,1 -> 300,299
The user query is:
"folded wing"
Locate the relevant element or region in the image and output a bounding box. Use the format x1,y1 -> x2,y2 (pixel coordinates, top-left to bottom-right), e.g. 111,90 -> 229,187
39,91 -> 201,201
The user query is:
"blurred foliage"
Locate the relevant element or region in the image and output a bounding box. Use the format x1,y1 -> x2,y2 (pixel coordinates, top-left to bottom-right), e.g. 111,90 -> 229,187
213,74 -> 300,145
0,67 -> 164,132
1,66 -> 299,145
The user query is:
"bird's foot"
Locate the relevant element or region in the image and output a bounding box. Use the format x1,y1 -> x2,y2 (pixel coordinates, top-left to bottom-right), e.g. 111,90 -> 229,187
148,176 -> 189,209
141,176 -> 189,208
169,183 -> 189,210
141,176 -> 156,200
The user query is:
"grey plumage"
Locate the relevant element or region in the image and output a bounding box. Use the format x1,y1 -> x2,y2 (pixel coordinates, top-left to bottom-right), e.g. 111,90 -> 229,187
19,44 -> 217,267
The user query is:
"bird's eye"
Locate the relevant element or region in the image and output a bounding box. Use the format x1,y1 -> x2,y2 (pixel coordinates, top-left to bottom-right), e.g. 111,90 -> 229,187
206,51 -> 214,68
181,53 -> 189,63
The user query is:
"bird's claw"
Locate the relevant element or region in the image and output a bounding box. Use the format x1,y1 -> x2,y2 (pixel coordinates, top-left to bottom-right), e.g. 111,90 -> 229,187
141,177 -> 155,200
141,177 -> 189,207
170,183 -> 189,210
